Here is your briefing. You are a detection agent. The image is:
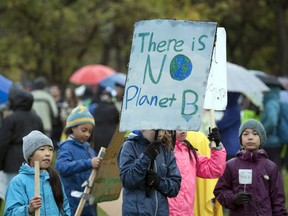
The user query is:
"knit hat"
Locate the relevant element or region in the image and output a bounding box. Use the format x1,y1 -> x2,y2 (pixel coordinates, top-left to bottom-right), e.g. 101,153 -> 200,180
66,105 -> 95,129
239,119 -> 267,146
22,130 -> 54,162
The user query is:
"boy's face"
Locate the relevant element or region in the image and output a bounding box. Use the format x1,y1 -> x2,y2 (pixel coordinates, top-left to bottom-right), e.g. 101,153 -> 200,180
176,130 -> 187,142
241,128 -> 261,152
72,123 -> 93,143
30,145 -> 53,169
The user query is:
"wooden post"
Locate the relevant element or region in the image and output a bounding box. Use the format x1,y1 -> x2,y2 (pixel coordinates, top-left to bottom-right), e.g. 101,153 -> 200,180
75,147 -> 106,216
34,161 -> 40,216
209,109 -> 217,148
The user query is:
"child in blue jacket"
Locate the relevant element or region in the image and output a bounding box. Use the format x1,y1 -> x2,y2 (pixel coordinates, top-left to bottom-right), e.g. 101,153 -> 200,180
4,130 -> 70,215
118,130 -> 181,216
55,105 -> 102,216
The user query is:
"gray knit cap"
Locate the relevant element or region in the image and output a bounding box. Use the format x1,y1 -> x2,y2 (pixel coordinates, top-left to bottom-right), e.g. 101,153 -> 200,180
22,130 -> 54,162
239,119 -> 267,146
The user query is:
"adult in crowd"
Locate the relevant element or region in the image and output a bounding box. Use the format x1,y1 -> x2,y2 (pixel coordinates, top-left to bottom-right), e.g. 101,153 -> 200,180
0,88 -> 44,207
260,86 -> 282,169
50,84 -> 64,147
91,87 -> 120,153
31,77 -> 58,137
216,92 -> 241,161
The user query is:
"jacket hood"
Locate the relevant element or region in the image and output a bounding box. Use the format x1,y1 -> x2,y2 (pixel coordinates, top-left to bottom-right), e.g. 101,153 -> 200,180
9,89 -> 33,111
126,131 -> 150,143
236,149 -> 268,162
19,163 -> 50,179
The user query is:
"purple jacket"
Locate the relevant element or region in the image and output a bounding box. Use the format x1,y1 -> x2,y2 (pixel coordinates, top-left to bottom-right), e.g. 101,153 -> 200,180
214,149 -> 288,216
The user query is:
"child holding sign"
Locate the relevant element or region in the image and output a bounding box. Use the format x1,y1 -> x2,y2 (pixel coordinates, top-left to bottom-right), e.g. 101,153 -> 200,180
117,130 -> 181,216
214,119 -> 288,215
4,130 -> 70,215
168,129 -> 226,216
55,105 -> 102,216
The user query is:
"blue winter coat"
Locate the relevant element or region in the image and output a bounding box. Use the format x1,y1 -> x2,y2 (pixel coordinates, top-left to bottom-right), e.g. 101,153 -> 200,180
216,92 -> 241,157
261,88 -> 281,148
4,163 -> 70,216
117,132 -> 181,216
55,137 -> 97,216
214,150 -> 288,216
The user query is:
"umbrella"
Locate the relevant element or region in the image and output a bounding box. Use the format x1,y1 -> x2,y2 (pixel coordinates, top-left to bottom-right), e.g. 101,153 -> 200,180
250,70 -> 282,88
227,62 -> 270,93
0,75 -> 12,104
278,76 -> 288,90
69,64 -> 116,85
99,72 -> 126,89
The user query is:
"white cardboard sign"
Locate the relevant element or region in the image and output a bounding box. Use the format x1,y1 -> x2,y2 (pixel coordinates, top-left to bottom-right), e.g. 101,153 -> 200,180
204,27 -> 227,110
239,169 -> 252,184
119,19 -> 217,131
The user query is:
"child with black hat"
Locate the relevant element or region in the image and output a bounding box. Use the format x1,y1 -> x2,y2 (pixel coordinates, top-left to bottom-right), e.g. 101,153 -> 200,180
213,119 -> 288,216
55,105 -> 102,216
4,130 -> 70,215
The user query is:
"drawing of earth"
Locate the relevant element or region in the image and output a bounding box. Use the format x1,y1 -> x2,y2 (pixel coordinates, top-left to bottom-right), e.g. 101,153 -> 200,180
170,54 -> 192,81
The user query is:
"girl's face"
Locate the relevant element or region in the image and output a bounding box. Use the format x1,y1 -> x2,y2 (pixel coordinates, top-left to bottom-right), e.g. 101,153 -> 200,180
176,130 -> 187,142
72,124 -> 93,143
241,128 -> 261,152
30,146 -> 53,169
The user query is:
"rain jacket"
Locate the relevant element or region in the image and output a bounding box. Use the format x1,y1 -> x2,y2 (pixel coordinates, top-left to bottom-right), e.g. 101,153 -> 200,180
4,163 -> 70,216
188,131 -> 224,216
31,89 -> 58,133
168,132 -> 226,216
0,89 -> 44,173
214,149 -> 288,216
55,136 -> 98,216
261,88 -> 281,148
117,131 -> 181,216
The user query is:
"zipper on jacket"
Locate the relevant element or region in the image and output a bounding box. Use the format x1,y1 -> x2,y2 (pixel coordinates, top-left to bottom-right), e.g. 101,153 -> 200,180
153,160 -> 159,216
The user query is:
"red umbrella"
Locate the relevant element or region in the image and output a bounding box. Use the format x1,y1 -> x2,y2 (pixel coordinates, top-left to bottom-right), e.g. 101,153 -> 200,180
69,64 -> 116,85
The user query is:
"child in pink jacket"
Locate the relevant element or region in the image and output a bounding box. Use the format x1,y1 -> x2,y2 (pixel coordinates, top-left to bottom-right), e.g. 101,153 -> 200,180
168,128 -> 226,216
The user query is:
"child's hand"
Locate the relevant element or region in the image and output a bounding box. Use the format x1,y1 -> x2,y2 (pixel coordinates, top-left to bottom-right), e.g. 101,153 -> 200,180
29,196 -> 42,214
91,157 -> 102,169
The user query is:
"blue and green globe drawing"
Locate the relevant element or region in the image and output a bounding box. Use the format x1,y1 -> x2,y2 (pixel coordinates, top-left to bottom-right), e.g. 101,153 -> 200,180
170,54 -> 192,81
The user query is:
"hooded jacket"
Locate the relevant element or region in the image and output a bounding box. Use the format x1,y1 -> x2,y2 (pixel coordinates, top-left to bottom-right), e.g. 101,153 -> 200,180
214,150 -> 288,216
261,88 -> 281,148
168,135 -> 226,216
0,89 -> 44,172
55,136 -> 98,216
4,163 -> 70,216
117,131 -> 181,216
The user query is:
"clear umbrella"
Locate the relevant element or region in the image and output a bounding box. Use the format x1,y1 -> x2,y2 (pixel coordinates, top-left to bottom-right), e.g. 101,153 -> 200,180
227,62 -> 270,93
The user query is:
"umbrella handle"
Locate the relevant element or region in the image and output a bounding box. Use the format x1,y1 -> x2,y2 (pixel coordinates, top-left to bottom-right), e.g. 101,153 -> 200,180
209,109 -> 217,148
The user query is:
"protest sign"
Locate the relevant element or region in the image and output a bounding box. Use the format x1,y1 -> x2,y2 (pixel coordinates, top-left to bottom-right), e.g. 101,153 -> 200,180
90,128 -> 125,203
239,169 -> 252,185
204,27 -> 227,110
119,19 -> 217,131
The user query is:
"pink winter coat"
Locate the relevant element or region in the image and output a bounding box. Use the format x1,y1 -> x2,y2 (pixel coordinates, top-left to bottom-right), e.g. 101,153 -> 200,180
168,138 -> 226,216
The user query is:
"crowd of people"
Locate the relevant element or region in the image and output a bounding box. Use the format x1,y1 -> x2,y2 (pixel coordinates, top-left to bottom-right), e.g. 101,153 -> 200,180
0,74 -> 287,216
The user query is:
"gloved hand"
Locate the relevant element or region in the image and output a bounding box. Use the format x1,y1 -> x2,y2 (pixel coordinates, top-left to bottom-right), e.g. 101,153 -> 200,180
144,140 -> 161,160
232,192 -> 252,206
146,170 -> 160,188
208,127 -> 221,146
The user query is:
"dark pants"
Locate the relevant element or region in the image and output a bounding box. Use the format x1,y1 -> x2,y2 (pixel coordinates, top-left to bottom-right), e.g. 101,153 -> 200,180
263,146 -> 283,170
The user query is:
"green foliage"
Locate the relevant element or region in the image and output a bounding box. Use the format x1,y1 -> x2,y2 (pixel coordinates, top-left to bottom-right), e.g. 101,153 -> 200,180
0,0 -> 287,86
